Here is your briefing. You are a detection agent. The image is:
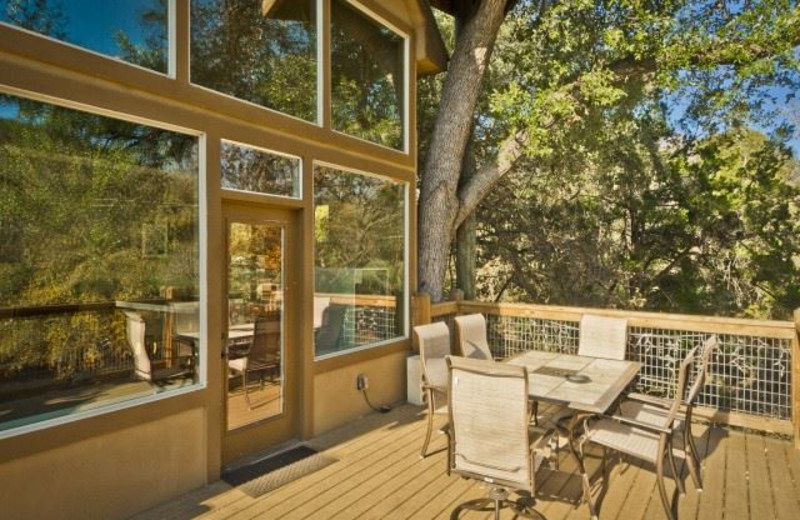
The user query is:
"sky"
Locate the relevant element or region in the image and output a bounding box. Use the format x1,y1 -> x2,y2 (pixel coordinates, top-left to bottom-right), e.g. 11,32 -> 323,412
0,0 -> 164,63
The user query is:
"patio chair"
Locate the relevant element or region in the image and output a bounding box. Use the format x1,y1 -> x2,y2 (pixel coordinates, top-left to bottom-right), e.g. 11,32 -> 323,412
619,334 -> 720,490
576,345 -> 700,520
414,321 -> 451,459
228,313 -> 280,409
578,314 -> 628,360
553,314 -> 630,439
125,311 -> 192,385
447,355 -> 551,519
454,313 -> 492,360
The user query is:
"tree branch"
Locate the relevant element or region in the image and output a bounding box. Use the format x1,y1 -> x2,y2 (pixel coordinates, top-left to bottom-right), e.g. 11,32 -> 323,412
453,129 -> 528,230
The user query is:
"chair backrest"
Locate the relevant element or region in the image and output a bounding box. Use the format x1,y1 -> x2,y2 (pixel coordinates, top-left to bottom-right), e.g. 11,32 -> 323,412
454,313 -> 492,360
414,322 -> 451,390
662,345 -> 700,429
313,296 -> 331,329
686,335 -> 720,405
250,313 -> 281,361
316,305 -> 346,352
578,314 -> 628,360
447,355 -> 533,491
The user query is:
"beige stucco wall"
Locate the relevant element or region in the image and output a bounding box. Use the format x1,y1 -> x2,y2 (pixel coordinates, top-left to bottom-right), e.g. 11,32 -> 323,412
313,350 -> 409,436
0,408 -> 206,520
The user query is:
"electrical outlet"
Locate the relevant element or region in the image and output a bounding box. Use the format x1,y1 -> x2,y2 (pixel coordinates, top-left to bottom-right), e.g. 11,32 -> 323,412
356,373 -> 369,391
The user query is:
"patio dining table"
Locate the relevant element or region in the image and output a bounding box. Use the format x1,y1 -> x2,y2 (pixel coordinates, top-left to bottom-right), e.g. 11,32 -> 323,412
506,350 -> 641,414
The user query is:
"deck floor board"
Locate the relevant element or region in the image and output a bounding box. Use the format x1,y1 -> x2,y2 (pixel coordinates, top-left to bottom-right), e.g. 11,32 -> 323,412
131,405 -> 799,520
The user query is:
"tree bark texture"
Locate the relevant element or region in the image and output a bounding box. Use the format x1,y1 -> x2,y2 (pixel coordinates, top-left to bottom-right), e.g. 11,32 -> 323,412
418,0 -> 509,302
456,130 -> 478,299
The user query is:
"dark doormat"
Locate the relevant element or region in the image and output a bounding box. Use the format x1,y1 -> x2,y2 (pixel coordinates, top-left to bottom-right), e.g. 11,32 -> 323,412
222,446 -> 338,498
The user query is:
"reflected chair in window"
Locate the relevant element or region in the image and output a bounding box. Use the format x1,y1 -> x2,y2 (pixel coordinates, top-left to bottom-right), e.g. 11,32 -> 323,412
619,335 -> 720,491
578,314 -> 629,360
124,310 -> 192,385
315,305 -> 346,353
228,313 -> 280,409
447,355 -> 551,520
414,321 -> 451,459
454,313 -> 492,360
577,345 -> 700,520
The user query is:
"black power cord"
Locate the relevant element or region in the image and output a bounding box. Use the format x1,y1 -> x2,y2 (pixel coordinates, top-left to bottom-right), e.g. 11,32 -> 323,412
361,388 -> 392,414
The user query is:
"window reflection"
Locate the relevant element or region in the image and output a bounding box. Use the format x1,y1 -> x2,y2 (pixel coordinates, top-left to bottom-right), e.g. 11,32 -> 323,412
330,0 -> 405,150
313,165 -> 406,357
227,222 -> 284,429
0,0 -> 170,73
191,0 -> 318,122
0,93 -> 200,432
221,141 -> 301,198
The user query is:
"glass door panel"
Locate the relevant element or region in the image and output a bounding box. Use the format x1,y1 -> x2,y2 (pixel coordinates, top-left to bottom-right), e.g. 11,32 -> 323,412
226,221 -> 284,430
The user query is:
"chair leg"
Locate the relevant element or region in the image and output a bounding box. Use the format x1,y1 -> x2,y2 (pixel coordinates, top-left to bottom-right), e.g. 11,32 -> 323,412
685,431 -> 703,491
656,447 -> 676,520
667,438 -> 685,495
421,390 -> 435,458
532,400 -> 539,426
242,371 -> 253,410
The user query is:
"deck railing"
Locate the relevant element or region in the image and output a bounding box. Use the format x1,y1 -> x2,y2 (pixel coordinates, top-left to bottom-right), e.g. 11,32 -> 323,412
412,294 -> 800,446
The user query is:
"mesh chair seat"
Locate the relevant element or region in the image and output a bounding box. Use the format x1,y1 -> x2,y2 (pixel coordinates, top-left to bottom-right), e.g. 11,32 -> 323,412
585,418 -> 662,463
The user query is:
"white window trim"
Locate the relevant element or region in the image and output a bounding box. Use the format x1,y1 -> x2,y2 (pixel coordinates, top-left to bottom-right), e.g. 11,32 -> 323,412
0,85 -> 208,440
311,160 -> 410,362
187,0 -> 324,128
220,139 -> 304,200
329,0 -> 411,154
0,0 -> 176,79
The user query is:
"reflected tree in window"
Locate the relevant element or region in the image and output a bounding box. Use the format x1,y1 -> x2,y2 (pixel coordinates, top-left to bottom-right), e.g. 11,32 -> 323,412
330,0 -> 405,150
314,166 -> 405,355
191,0 -> 317,121
0,0 -> 170,73
0,94 -> 199,429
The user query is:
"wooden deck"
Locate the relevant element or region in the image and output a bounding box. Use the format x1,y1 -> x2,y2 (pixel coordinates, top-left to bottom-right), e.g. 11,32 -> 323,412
132,404 -> 800,520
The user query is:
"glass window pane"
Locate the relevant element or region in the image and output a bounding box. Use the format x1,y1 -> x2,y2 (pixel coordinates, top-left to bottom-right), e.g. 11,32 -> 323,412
191,0 -> 318,122
330,0 -> 405,150
0,93 -> 200,433
0,0 -> 169,73
226,222 -> 284,429
313,165 -> 405,357
221,141 -> 301,198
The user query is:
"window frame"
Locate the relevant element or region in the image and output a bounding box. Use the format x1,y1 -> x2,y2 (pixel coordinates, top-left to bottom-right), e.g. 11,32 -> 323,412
328,0 -> 411,154
311,159 -> 410,362
0,84 -> 209,441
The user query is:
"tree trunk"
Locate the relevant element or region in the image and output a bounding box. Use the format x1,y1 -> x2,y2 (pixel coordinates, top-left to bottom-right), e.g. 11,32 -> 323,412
418,0 -> 509,302
456,132 -> 478,299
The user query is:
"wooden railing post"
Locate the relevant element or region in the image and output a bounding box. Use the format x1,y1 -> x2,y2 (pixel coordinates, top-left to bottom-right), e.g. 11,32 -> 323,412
412,292 -> 432,327
793,308 -> 800,448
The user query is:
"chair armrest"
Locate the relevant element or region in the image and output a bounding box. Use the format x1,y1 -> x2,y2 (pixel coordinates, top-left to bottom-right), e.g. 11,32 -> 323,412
604,414 -> 673,435
626,393 -> 673,408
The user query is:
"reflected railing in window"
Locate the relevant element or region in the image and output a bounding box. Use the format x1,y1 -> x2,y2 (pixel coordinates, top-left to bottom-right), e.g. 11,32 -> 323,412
0,301 -> 199,433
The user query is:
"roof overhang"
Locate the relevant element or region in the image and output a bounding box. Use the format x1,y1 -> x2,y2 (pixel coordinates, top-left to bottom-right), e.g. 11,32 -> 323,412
407,0 -> 449,76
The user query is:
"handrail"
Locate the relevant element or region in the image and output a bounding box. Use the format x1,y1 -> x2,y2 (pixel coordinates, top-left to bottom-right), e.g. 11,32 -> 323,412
431,300 -> 794,339
0,301 -> 116,319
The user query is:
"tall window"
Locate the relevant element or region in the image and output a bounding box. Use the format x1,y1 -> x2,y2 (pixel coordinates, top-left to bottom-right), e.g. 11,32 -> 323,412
0,0 -> 170,74
313,165 -> 406,357
0,93 -> 200,433
191,0 -> 318,122
330,0 -> 406,150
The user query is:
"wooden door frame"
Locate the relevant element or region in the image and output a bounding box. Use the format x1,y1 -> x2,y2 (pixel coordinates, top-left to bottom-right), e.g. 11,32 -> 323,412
220,203 -> 301,465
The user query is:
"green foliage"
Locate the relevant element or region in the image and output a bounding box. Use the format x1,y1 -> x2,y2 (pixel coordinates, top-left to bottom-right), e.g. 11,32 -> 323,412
420,0 -> 800,319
